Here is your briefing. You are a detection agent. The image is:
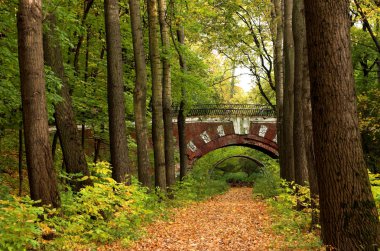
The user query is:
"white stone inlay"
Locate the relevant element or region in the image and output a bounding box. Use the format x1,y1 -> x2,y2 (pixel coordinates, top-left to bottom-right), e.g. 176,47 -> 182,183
217,125 -> 225,137
200,131 -> 211,143
258,125 -> 268,137
187,141 -> 197,152
273,134 -> 277,143
232,117 -> 250,135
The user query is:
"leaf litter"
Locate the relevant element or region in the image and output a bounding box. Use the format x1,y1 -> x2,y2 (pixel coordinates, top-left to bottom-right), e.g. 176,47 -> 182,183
104,187 -> 297,250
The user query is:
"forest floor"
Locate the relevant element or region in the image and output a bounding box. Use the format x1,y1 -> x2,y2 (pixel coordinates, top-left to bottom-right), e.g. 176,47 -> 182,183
99,187 -> 307,251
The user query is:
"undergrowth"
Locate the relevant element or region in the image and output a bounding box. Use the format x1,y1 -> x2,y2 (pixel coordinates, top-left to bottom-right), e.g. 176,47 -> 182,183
252,160 -> 323,250
0,161 -> 227,250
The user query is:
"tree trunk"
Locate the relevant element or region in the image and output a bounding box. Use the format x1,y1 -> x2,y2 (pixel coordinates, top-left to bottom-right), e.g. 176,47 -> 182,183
292,0 -> 308,186
271,0 -> 285,179
305,1 -> 380,249
17,0 -> 60,207
43,14 -> 92,190
158,0 -> 175,188
104,0 -> 130,183
177,27 -> 187,181
230,61 -> 236,100
18,128 -> 23,196
52,130 -> 58,161
281,0 -> 295,182
148,0 -> 166,190
129,0 -> 152,187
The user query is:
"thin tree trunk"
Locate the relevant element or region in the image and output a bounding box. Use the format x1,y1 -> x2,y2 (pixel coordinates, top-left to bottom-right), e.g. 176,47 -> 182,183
303,49 -> 319,227
292,0 -> 308,186
93,138 -> 100,163
73,0 -> 94,73
305,0 -> 379,249
148,0 -> 166,190
18,128 -> 23,196
271,0 -> 285,176
17,0 -> 60,207
43,14 -> 92,189
158,0 -> 175,188
104,0 -> 130,183
81,124 -> 85,148
52,130 -> 59,161
230,61 -> 236,100
129,0 -> 152,187
176,27 -> 187,180
282,0 -> 295,182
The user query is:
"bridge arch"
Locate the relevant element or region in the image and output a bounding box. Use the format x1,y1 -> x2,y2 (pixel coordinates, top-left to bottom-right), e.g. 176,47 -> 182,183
172,104 -> 278,166
212,155 -> 264,169
188,134 -> 278,165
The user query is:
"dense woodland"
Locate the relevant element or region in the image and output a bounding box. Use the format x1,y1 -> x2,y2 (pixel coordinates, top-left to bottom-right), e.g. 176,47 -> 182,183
0,0 -> 379,250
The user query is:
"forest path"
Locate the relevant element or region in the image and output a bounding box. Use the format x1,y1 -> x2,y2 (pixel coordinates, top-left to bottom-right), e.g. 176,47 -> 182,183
126,187 -> 284,251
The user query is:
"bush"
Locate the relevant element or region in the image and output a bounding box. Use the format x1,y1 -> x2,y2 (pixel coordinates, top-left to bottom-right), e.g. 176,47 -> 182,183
369,172 -> 380,215
172,163 -> 228,203
251,161 -> 322,249
42,162 -> 163,250
251,160 -> 283,198
0,194 -> 43,251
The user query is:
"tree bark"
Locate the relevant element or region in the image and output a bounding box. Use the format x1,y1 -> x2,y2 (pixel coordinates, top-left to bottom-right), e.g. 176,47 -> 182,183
43,14 -> 92,190
176,27 -> 187,181
271,0 -> 285,179
104,0 -> 130,183
305,1 -> 380,249
148,0 -> 166,190
158,0 -> 175,188
292,0 -> 308,186
18,128 -> 23,196
17,0 -> 60,207
281,0 -> 295,182
129,0 -> 152,187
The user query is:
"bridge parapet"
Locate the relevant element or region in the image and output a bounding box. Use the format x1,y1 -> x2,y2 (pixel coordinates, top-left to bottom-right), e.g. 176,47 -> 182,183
172,104 -> 275,117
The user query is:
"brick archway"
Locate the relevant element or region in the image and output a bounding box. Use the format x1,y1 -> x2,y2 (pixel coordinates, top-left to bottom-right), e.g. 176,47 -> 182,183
188,134 -> 278,165
173,119 -> 278,165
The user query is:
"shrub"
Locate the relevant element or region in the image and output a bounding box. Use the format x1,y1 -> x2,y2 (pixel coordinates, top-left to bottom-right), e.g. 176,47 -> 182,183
0,194 -> 43,251
172,163 -> 228,203
42,162 -> 163,250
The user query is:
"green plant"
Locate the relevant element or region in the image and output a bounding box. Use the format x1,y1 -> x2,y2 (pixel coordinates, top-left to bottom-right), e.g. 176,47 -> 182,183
369,172 -> 380,215
42,162 -> 164,250
251,161 -> 322,249
0,194 -> 43,251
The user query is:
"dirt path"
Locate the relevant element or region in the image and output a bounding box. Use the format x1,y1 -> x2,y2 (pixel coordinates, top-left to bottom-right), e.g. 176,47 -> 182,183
126,188 -> 283,251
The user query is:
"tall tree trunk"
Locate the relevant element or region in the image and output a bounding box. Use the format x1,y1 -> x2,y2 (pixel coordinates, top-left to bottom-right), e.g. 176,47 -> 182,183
17,0 -> 60,207
294,0 -> 319,226
230,61 -> 236,100
282,0 -> 295,182
271,0 -> 285,178
129,0 -> 152,187
177,27 -> 187,181
303,47 -> 319,227
305,1 -> 380,249
158,0 -> 175,188
43,14 -> 92,190
18,127 -> 23,196
292,0 -> 308,186
104,0 -> 130,183
148,0 -> 166,190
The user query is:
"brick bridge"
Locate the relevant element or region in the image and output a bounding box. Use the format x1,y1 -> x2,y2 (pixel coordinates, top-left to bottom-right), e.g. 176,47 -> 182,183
172,104 -> 278,165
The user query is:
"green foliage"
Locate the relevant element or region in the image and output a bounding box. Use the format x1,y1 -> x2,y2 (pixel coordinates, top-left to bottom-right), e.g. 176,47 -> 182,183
369,172 -> 380,214
252,161 -> 322,249
251,160 -> 283,198
172,163 -> 229,203
0,193 -> 44,251
43,162 -> 163,250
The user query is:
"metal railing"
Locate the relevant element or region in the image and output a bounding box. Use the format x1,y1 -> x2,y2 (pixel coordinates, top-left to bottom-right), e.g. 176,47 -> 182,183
172,104 -> 276,117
